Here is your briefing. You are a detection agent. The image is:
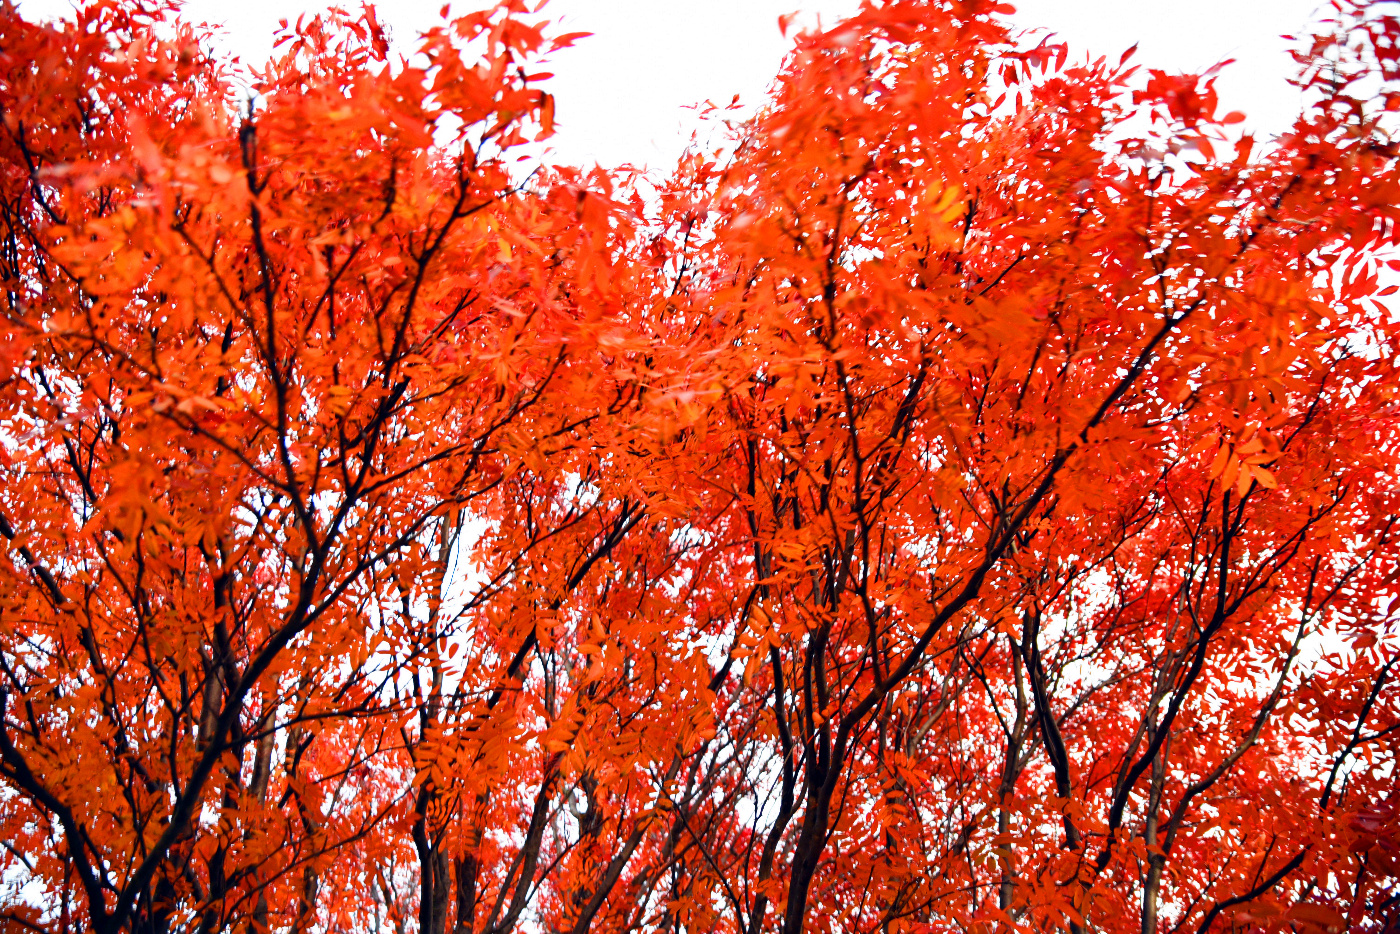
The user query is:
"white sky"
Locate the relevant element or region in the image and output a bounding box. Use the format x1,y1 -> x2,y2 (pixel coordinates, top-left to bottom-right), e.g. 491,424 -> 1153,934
15,0 -> 1325,171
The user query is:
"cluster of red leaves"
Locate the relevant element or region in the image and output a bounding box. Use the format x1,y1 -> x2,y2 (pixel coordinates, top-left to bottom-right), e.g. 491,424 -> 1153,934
1,2 -> 1398,934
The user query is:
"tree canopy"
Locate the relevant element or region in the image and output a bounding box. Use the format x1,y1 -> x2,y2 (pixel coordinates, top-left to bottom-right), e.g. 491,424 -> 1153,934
1,1 -> 1398,933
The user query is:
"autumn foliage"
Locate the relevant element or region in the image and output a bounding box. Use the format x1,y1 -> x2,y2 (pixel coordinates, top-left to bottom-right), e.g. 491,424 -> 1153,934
2,1 -> 1399,933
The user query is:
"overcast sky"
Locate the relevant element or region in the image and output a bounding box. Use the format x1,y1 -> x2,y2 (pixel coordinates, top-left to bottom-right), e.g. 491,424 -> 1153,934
16,0 -> 1325,170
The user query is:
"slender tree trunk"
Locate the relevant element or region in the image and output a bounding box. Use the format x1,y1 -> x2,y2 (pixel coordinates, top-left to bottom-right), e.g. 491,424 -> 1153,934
1141,731 -> 1171,934
284,724 -> 320,934
780,780 -> 836,934
247,723 -> 276,934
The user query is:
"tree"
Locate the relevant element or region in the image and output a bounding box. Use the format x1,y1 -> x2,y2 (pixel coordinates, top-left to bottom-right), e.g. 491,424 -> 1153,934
0,3 -> 649,931
638,3 -> 1400,933
1,1 -> 1397,934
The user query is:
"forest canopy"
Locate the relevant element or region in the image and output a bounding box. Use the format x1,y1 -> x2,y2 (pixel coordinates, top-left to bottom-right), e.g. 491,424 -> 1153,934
1,1 -> 1399,933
